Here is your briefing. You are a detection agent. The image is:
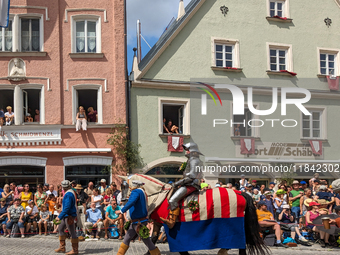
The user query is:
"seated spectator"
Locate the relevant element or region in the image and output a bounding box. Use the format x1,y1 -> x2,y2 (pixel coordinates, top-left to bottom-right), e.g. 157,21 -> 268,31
239,174 -> 248,189
201,183 -> 209,191
251,180 -> 259,189
256,201 -> 288,248
262,190 -> 275,215
329,206 -> 340,227
6,198 -> 25,238
87,107 -> 97,123
46,184 -> 58,197
85,202 -> 103,238
312,179 -> 320,194
99,179 -> 108,194
300,181 -> 308,190
34,184 -> 47,209
163,119 -> 179,134
104,200 -> 123,240
34,109 -> 40,122
110,182 -> 121,202
309,173 -> 319,188
2,184 -> 13,206
20,183 -> 32,209
226,183 -> 233,189
300,188 -> 313,217
4,106 -> 14,125
259,184 -> 265,195
38,204 -> 49,236
25,199 -> 38,234
103,188 -> 114,210
269,182 -> 276,192
0,198 -> 8,235
252,189 -> 261,203
245,184 -> 253,197
315,185 -> 335,212
278,205 -> 308,243
274,189 -> 287,214
76,106 -> 87,131
305,201 -> 330,248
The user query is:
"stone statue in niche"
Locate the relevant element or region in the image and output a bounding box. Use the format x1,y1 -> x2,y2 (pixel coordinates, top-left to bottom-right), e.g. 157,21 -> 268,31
8,58 -> 26,81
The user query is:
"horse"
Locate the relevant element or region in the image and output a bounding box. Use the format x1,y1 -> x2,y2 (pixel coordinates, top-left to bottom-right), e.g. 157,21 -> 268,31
119,174 -> 269,255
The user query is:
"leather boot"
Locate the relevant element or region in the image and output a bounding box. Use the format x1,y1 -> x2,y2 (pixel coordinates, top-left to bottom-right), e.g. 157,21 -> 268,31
55,235 -> 66,253
117,243 -> 129,255
65,238 -> 79,255
160,208 -> 180,229
149,246 -> 161,255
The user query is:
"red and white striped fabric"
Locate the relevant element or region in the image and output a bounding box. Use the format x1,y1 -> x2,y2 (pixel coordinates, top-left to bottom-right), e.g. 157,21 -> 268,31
178,188 -> 246,222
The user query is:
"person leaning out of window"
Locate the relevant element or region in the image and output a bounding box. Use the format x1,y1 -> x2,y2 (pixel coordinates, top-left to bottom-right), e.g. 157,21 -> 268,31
76,106 -> 87,131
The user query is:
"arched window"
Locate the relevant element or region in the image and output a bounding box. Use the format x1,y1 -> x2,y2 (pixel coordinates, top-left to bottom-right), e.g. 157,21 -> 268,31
145,164 -> 183,183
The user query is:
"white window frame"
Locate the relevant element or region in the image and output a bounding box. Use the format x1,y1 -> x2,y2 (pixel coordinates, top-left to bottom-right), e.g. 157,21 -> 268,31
230,102 -> 260,138
0,18 -> 13,52
317,48 -> 340,76
71,84 -> 103,125
18,14 -> 44,52
211,37 -> 240,68
267,0 -> 290,18
158,98 -> 190,135
300,107 -> 327,139
71,15 -> 101,53
267,42 -> 293,72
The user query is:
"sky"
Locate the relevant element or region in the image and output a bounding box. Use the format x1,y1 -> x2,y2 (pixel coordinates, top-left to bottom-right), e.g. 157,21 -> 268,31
127,0 -> 191,72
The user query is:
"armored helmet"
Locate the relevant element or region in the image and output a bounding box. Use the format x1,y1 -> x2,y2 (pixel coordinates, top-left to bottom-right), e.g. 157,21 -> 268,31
182,142 -> 203,155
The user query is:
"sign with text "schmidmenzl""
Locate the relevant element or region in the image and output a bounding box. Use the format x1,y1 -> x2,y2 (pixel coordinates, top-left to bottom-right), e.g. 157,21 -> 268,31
0,127 -> 62,145
236,142 -> 321,159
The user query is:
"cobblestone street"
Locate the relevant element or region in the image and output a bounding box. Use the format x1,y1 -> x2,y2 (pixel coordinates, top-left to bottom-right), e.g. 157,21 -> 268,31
1,235 -> 340,255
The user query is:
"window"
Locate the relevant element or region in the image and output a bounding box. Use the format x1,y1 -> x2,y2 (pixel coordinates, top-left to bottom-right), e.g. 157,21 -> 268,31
320,53 -> 336,75
159,98 -> 190,135
23,89 -> 40,123
65,165 -> 110,188
270,49 -> 286,71
0,90 -> 14,113
72,16 -> 101,53
20,18 -> 40,52
145,164 -> 183,183
269,1 -> 284,17
0,20 -> 12,52
267,43 -> 293,72
302,111 -> 322,138
72,85 -> 103,125
233,108 -> 252,136
212,38 -> 240,69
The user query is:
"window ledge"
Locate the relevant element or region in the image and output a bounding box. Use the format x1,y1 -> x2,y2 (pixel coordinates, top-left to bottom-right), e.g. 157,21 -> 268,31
211,66 -> 243,72
266,16 -> 293,23
231,136 -> 261,141
159,134 -> 190,139
69,53 -> 104,59
300,138 -> 328,143
266,70 -> 296,76
0,52 -> 47,57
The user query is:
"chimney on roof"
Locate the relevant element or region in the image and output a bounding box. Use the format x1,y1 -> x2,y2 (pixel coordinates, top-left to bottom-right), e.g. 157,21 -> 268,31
177,0 -> 186,21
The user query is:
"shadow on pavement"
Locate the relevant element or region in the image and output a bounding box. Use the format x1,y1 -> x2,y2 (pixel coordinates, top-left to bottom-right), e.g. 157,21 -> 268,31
82,248 -> 113,254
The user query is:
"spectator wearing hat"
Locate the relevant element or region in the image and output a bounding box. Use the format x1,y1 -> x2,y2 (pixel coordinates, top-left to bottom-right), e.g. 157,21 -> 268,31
6,198 -> 25,238
54,180 -> 78,254
245,184 -> 253,197
274,189 -> 287,214
251,180 -> 259,190
329,206 -> 340,228
201,183 -> 209,191
300,189 -> 313,217
0,197 -> 8,235
99,179 -> 108,194
278,204 -> 308,244
305,201 -> 330,248
256,201 -> 288,248
239,174 -> 248,189
262,190 -> 274,215
25,199 -> 38,234
300,181 -> 307,190
268,182 -> 276,192
289,180 -> 303,220
75,184 -> 89,209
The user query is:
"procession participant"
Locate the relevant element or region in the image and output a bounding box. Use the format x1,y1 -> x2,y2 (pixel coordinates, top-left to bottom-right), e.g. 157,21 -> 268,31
160,142 -> 203,229
54,180 -> 78,254
116,181 -> 160,255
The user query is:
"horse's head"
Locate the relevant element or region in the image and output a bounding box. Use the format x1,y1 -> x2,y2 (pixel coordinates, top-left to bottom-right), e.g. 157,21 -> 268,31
118,175 -> 130,202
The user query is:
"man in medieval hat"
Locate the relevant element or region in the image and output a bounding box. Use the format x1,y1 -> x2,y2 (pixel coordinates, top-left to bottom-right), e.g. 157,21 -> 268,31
55,180 -> 78,254
116,180 -> 160,255
160,142 -> 204,229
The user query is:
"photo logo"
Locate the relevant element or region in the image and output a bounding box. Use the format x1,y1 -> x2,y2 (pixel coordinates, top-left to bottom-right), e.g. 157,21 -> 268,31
197,83 -> 222,115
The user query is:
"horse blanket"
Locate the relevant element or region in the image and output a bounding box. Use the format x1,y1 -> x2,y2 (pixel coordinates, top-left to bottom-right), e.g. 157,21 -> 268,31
151,188 -> 247,252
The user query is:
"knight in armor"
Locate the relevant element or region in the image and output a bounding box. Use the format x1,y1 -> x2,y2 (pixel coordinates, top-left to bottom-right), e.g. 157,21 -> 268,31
160,142 -> 203,229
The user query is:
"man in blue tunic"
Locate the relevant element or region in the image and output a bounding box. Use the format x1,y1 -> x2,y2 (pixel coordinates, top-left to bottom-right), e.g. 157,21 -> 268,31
55,180 -> 78,254
116,180 -> 160,255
